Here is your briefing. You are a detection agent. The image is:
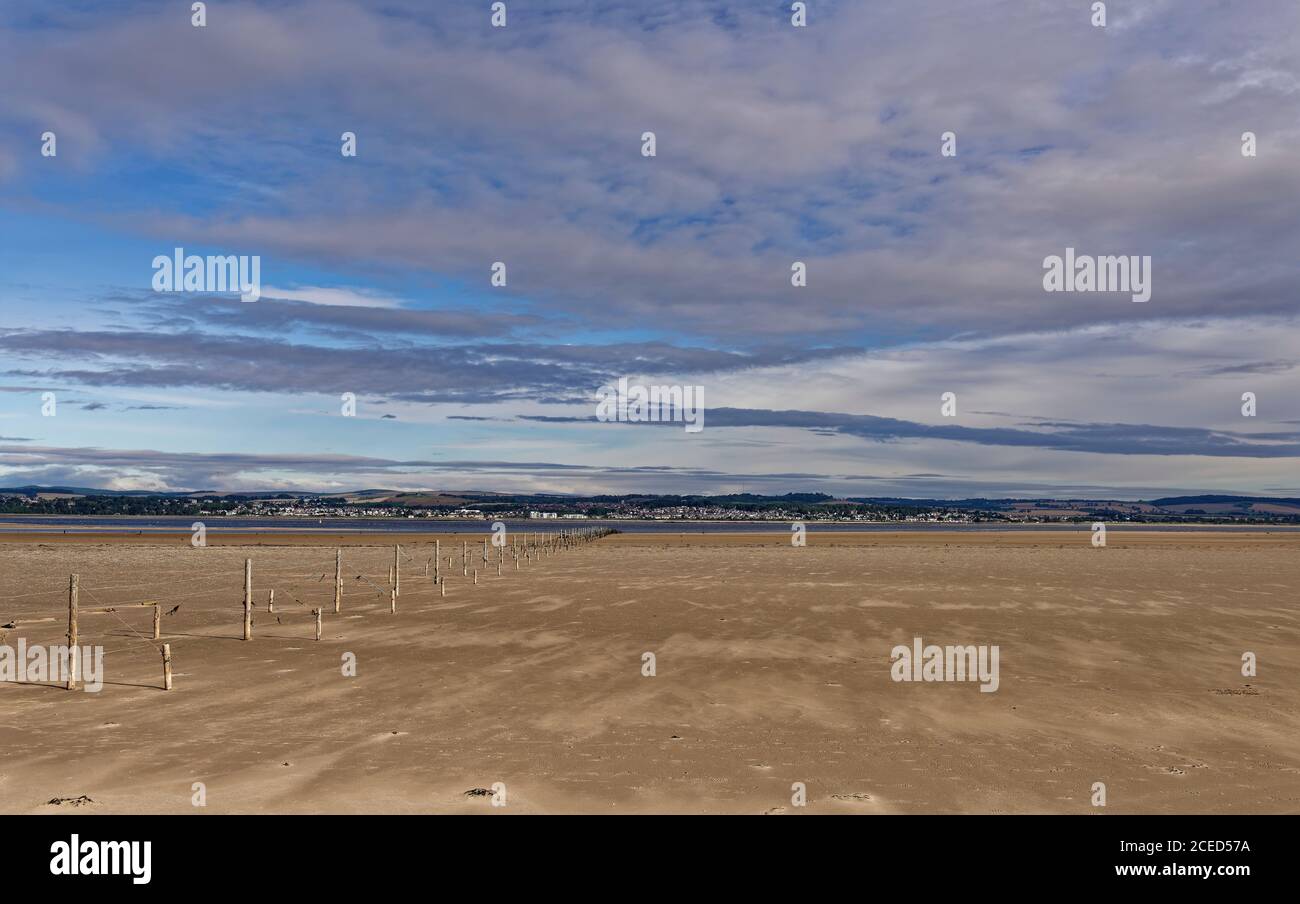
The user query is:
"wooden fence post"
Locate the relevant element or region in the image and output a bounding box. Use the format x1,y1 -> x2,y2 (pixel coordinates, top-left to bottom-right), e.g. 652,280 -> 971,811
153,603 -> 161,640
314,608 -> 322,641
268,589 -> 275,613
67,574 -> 78,690
162,643 -> 172,690
243,558 -> 253,641
334,548 -> 342,614
394,544 -> 400,597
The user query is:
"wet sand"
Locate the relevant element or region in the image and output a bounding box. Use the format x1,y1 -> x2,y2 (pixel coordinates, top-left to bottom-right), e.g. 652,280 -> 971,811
1,530 -> 1297,814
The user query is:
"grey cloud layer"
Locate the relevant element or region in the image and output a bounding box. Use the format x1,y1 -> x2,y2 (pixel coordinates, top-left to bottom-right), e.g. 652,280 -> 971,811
4,1 -> 1299,340
0,327 -> 849,403
524,407 -> 1300,458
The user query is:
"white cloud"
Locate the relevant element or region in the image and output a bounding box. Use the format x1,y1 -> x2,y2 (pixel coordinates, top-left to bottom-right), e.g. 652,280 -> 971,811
259,286 -> 404,309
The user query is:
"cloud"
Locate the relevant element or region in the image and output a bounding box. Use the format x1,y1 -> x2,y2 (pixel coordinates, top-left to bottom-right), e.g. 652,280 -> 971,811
524,408 -> 1300,458
4,0 -> 1300,341
0,327 -> 854,403
259,286 -> 404,309
129,293 -> 537,341
2,1 -> 1299,498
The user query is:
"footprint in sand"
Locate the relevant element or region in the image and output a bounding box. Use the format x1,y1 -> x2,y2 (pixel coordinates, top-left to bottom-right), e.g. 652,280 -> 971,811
762,806 -> 787,815
831,792 -> 874,803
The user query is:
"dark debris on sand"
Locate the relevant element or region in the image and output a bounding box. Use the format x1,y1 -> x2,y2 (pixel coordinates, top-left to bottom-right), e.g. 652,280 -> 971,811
46,795 -> 95,807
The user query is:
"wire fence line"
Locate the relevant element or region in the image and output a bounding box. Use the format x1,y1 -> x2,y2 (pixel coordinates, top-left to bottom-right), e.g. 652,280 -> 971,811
3,530 -> 617,689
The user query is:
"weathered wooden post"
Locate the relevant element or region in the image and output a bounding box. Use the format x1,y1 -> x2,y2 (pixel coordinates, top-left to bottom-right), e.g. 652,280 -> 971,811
334,548 -> 342,613
243,558 -> 253,641
268,589 -> 275,613
390,587 -> 396,614
67,574 -> 79,690
162,643 -> 173,690
314,608 -> 322,641
435,539 -> 441,584
394,544 -> 400,597
483,538 -> 488,566
473,569 -> 478,585
440,580 -> 446,597
153,603 -> 161,640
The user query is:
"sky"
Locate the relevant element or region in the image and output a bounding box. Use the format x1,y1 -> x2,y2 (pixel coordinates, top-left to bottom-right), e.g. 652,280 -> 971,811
0,0 -> 1298,499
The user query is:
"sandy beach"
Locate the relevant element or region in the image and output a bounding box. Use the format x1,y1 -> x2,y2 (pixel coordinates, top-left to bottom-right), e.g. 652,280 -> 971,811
1,530 -> 1296,814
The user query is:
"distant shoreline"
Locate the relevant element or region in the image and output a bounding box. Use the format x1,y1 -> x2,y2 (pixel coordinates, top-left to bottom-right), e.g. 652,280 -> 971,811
2,514 -> 1300,535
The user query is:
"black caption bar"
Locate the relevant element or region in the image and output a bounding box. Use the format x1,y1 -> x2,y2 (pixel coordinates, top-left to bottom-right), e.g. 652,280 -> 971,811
0,814 -> 1286,892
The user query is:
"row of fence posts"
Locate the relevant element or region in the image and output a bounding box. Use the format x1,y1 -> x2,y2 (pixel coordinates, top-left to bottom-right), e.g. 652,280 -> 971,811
60,527 -> 615,692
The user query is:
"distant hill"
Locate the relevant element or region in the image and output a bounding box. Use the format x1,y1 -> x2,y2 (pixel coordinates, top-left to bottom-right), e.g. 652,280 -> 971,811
0,484 -> 194,498
1145,495 -> 1300,517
